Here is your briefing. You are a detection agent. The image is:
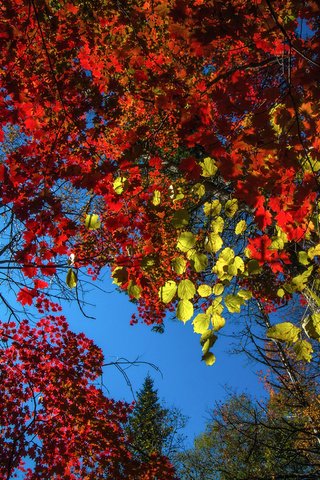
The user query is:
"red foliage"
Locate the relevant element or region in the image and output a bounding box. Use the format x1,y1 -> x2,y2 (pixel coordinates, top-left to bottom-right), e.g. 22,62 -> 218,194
0,0 -> 319,473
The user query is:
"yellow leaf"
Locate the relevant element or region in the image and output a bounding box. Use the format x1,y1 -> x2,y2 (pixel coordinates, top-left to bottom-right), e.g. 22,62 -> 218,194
152,190 -> 161,206
198,284 -> 212,297
66,268 -> 77,289
159,280 -> 177,303
202,352 -> 216,366
176,299 -> 194,323
193,313 -> 211,334
225,199 -> 238,218
85,214 -> 101,230
113,176 -> 127,194
178,279 -> 196,300
177,231 -> 196,252
203,200 -> 221,217
200,157 -> 217,177
235,219 -> 246,235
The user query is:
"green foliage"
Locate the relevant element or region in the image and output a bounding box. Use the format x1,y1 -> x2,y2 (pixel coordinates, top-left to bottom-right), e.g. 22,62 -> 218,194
84,213 -> 101,230
176,299 -> 194,323
267,322 -> 301,343
66,268 -> 77,289
303,312 -> 320,340
171,209 -> 190,228
193,313 -> 210,334
200,157 -> 217,177
177,279 -> 196,300
293,340 -> 313,362
127,375 -> 186,460
159,280 -> 177,303
175,392 -> 316,479
177,231 -> 197,252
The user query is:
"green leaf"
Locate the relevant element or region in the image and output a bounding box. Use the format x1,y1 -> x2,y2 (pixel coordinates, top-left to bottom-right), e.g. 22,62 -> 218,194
308,244 -> 320,259
211,313 -> 225,331
247,259 -> 261,275
228,256 -> 244,276
177,231 -> 196,252
66,268 -> 77,289
171,209 -> 190,228
267,322 -> 301,343
152,190 -> 161,206
202,352 -> 216,366
270,237 -> 284,250
203,200 -> 221,217
172,257 -> 187,274
159,280 -> 177,303
200,157 -> 217,177
205,233 -> 223,253
200,330 -> 217,353
225,294 -> 244,313
193,183 -> 206,198
193,313 -> 211,334
225,199 -> 238,218
176,299 -> 194,323
198,284 -> 212,297
85,214 -> 101,230
177,279 -> 196,300
307,288 -> 320,307
141,256 -> 156,270
206,297 -> 223,316
211,216 -> 224,233
220,248 -> 235,264
298,251 -> 309,265
291,265 -> 313,291
128,283 -> 141,299
277,288 -> 285,298
235,219 -> 246,235
212,248 -> 235,281
303,313 -> 320,340
293,340 -> 313,362
212,283 -> 224,295
113,176 -> 127,194
112,266 -> 128,285
237,289 -> 252,300
191,252 -> 208,272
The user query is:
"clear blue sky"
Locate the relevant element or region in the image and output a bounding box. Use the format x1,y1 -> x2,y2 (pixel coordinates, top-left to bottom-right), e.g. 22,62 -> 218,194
65,273 -> 266,447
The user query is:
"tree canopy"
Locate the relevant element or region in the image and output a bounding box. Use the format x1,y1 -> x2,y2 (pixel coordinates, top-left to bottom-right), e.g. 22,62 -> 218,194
0,0 -> 320,476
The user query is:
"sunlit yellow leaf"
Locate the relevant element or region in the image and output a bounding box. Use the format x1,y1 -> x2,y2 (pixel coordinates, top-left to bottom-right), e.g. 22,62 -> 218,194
176,299 -> 194,323
267,322 -> 301,343
159,280 -> 177,303
177,231 -> 196,252
200,157 -> 218,177
202,352 -> 216,366
225,199 -> 238,218
178,279 -> 196,300
193,313 -> 211,334
113,176 -> 127,194
235,219 -> 246,235
198,284 -> 212,297
203,200 -> 221,217
66,268 -> 77,289
85,214 -> 101,230
152,190 -> 161,206
172,257 -> 187,274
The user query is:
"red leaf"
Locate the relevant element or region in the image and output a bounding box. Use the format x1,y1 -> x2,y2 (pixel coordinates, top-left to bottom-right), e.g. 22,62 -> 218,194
17,288 -> 36,306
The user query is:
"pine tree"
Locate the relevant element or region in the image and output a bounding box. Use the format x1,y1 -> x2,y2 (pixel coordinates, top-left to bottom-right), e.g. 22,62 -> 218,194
127,375 -> 184,460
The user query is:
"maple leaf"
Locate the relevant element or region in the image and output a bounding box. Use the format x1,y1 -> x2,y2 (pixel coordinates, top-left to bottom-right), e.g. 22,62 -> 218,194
17,288 -> 36,306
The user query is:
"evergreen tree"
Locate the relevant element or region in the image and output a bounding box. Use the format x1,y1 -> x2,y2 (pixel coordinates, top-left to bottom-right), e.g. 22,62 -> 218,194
127,375 -> 185,460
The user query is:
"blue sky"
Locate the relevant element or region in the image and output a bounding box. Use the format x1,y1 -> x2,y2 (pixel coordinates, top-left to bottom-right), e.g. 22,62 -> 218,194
65,274 -> 266,447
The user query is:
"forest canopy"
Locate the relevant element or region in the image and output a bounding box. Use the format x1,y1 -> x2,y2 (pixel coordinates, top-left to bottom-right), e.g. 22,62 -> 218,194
0,0 -> 319,477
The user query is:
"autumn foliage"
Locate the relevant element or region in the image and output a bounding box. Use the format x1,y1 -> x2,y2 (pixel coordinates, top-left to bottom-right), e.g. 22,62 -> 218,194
0,0 -> 320,476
